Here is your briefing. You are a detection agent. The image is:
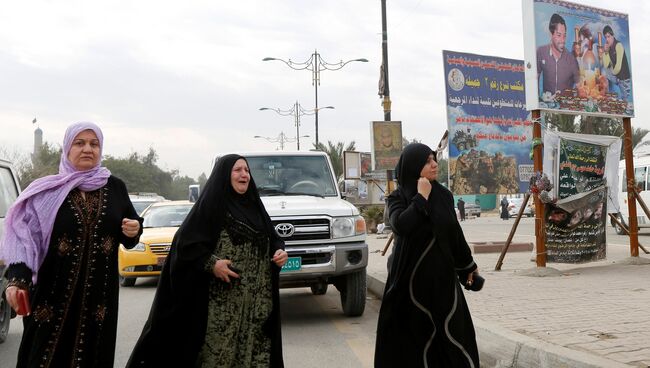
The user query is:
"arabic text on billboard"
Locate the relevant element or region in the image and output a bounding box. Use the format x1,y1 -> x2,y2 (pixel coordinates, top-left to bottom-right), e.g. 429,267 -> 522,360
443,50 -> 533,195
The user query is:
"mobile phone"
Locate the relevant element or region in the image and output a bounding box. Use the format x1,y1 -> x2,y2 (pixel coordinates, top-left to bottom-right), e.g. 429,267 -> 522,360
15,289 -> 31,316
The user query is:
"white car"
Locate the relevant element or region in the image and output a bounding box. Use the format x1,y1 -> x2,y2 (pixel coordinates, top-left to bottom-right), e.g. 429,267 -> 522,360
508,197 -> 534,217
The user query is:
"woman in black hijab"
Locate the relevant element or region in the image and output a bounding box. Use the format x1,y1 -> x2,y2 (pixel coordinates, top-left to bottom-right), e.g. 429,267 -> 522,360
375,143 -> 480,367
127,154 -> 287,368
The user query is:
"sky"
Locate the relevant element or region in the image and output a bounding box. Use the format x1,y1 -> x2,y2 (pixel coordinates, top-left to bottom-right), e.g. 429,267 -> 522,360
1,0 -> 648,179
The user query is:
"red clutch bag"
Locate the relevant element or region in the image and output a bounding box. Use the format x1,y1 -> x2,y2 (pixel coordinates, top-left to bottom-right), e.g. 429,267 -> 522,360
15,289 -> 31,316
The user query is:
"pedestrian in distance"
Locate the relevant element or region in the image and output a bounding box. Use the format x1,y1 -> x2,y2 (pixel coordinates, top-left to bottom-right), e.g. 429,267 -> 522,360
500,196 -> 510,220
375,143 -> 481,367
128,154 -> 288,368
0,122 -> 143,367
457,197 -> 466,221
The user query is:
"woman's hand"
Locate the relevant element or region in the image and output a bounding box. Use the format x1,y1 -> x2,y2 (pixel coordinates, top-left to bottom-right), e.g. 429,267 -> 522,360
271,249 -> 288,267
5,286 -> 31,316
212,259 -> 240,283
466,268 -> 479,287
121,218 -> 140,238
417,177 -> 432,199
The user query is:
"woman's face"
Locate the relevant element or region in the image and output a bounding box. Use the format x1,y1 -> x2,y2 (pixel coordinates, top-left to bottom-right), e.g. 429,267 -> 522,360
230,158 -> 251,194
68,129 -> 100,171
419,153 -> 438,181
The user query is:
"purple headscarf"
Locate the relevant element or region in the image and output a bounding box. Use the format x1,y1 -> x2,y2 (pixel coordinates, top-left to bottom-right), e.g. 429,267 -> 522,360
0,122 -> 111,283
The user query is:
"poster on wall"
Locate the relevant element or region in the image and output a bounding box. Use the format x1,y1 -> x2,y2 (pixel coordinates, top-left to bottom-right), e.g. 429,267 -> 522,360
522,0 -> 633,117
543,130 -> 621,213
443,50 -> 533,195
545,186 -> 607,263
370,121 -> 402,171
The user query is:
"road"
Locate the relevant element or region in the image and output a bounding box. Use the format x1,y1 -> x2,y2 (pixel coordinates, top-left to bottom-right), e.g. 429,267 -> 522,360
0,278 -> 382,368
0,216 -> 642,367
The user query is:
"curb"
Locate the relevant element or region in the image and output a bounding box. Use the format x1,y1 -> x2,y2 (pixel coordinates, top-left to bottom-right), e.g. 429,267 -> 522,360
366,274 -> 631,368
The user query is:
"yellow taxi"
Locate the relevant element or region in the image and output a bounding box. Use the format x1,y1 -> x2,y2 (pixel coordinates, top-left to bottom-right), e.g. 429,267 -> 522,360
118,200 -> 193,286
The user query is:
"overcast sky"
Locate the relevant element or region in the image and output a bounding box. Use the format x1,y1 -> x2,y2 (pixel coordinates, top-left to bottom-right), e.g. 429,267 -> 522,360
1,0 -> 647,179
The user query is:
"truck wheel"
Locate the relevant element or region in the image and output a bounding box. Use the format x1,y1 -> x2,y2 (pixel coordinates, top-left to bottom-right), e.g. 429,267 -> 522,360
119,276 -> 136,287
310,282 -> 328,295
0,294 -> 10,343
340,269 -> 366,317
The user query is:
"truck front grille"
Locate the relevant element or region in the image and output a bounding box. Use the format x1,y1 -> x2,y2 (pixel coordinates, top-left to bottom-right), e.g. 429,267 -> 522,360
272,218 -> 330,241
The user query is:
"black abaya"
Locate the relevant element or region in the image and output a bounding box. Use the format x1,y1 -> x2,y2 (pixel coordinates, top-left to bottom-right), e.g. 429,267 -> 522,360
375,143 -> 479,368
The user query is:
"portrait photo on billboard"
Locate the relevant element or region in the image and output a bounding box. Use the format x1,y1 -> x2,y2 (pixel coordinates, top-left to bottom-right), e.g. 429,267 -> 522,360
443,50 -> 533,195
371,121 -> 402,171
522,0 -> 633,117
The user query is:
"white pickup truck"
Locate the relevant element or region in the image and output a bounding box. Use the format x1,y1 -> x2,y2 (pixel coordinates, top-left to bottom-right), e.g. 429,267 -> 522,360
0,158 -> 21,342
234,151 -> 368,316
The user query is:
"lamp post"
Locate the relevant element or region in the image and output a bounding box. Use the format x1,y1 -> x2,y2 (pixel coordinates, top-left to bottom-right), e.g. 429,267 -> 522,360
254,132 -> 310,151
260,102 -> 334,150
263,50 -> 367,147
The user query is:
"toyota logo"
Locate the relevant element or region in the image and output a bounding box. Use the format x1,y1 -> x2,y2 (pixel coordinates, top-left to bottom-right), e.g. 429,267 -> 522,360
275,223 -> 295,238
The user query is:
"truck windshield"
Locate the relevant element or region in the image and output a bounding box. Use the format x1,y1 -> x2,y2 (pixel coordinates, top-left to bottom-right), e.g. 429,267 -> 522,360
247,155 -> 338,197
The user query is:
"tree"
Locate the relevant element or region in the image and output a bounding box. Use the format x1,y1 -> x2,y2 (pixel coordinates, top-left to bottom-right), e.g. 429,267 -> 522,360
313,140 -> 356,181
18,142 -> 61,188
547,112 -> 649,158
402,136 -> 420,148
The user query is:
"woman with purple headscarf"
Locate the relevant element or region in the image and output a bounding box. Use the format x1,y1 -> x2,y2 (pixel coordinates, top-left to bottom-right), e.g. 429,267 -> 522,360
0,122 -> 143,367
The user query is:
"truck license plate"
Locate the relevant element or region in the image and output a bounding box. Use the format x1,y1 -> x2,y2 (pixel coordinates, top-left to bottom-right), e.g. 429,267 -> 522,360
281,257 -> 302,272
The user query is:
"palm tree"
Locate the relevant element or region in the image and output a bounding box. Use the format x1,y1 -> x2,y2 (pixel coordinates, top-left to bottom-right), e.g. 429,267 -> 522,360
313,140 -> 356,181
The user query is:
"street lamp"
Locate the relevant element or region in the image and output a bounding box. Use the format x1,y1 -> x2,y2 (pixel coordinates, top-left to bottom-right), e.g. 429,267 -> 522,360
259,102 -> 334,150
263,49 -> 367,146
254,132 -> 310,151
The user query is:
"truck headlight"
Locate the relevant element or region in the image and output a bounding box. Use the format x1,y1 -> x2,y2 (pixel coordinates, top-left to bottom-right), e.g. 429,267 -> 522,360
332,216 -> 366,238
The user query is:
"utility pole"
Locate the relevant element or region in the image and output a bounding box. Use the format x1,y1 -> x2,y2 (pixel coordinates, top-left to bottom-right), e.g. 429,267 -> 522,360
380,0 -> 391,121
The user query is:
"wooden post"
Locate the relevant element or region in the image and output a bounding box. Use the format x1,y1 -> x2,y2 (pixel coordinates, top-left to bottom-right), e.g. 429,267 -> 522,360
495,193 -> 530,270
533,110 -> 546,267
622,117 -> 639,257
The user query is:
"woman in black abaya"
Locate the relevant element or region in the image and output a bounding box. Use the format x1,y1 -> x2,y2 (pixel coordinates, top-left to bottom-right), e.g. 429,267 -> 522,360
375,143 -> 480,367
128,154 -> 287,367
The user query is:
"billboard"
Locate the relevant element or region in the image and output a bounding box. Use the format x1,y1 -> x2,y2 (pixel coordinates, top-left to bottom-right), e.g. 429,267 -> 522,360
443,50 -> 533,195
371,121 -> 402,171
522,0 -> 633,117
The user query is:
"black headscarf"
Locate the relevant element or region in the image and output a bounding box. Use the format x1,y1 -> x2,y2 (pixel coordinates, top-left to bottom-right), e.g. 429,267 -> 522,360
127,154 -> 284,368
394,143 -> 436,199
168,154 -> 274,280
394,143 -> 452,225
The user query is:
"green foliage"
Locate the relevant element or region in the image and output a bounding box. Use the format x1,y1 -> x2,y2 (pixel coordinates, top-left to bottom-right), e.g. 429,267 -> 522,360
361,205 -> 384,232
103,148 -> 175,198
545,112 -> 649,159
313,140 -> 356,181
18,142 -> 62,188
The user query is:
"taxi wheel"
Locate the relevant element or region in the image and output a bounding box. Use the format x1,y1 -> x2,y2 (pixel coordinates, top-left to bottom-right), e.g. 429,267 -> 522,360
119,275 -> 136,287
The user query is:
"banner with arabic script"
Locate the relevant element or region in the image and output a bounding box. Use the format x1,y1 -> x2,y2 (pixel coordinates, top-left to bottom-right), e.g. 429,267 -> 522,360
443,50 -> 533,194
545,186 -> 607,263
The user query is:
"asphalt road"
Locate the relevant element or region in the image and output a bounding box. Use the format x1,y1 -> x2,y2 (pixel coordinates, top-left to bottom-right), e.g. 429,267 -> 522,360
0,216 -> 642,367
0,278 -> 382,368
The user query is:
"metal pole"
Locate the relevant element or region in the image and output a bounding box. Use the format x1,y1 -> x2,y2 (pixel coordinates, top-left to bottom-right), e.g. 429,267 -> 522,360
295,101 -> 300,150
623,117 -> 639,257
381,0 -> 391,121
533,110 -> 546,267
279,132 -> 285,151
313,50 -> 320,147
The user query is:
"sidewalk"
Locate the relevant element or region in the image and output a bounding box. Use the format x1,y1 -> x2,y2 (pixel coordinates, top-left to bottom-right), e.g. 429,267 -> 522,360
365,232 -> 650,367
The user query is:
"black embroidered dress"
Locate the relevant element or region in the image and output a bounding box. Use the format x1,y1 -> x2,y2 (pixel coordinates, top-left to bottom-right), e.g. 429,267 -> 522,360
5,176 -> 142,368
